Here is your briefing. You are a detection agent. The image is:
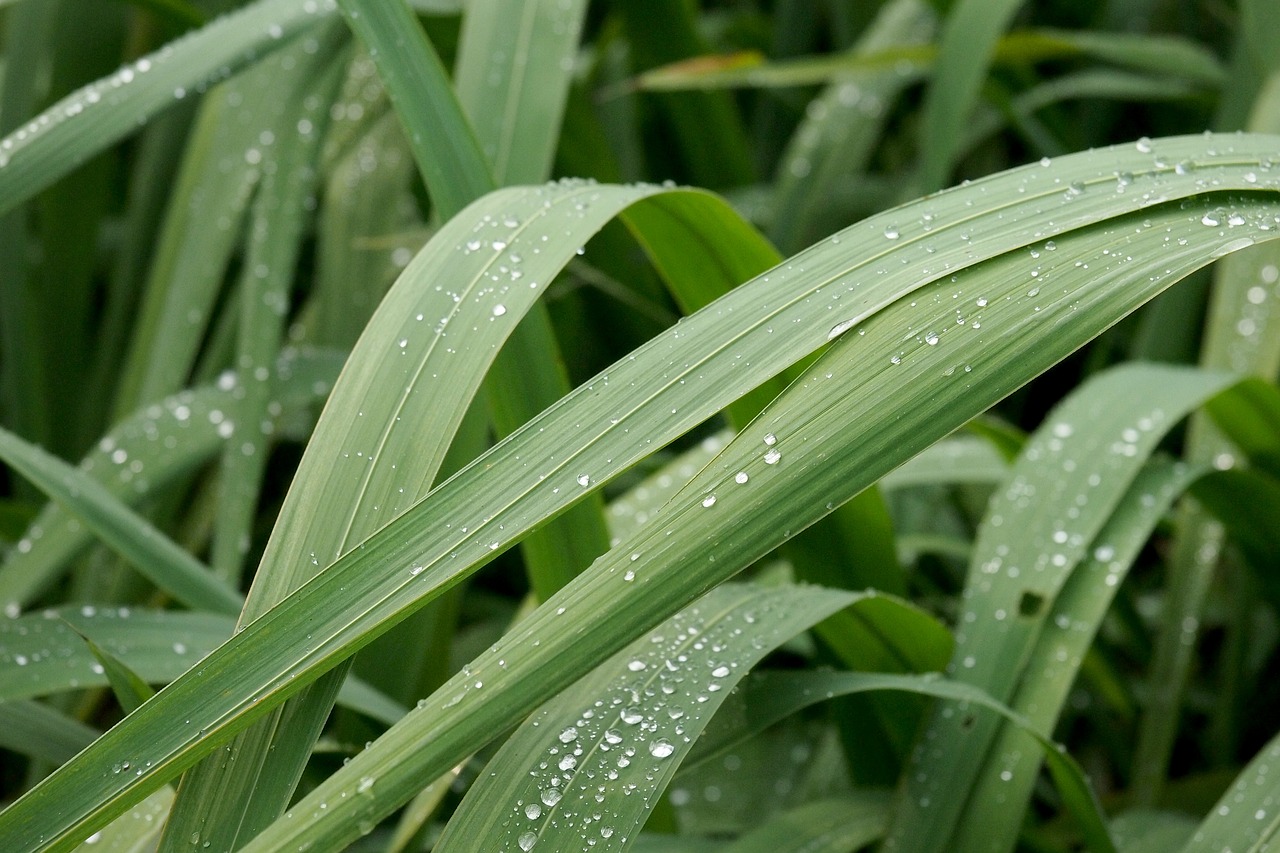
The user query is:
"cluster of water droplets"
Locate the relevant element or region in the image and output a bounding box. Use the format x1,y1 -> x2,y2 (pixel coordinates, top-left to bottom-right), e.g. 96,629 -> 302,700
0,0 -> 338,172
493,591 -> 777,852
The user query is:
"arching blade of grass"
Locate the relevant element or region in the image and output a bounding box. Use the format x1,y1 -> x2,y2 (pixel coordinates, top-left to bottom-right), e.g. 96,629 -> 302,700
156,181 -> 670,850
454,0 -> 587,185
687,595 -> 951,769
720,794 -> 891,853
887,365 -> 1238,851
1181,729 -> 1280,850
879,434 -> 1009,491
246,155 -> 1280,851
433,583 -> 859,853
0,427 -> 242,615
698,669 -> 1114,850
961,456 -> 1206,852
0,0 -> 341,217
0,348 -> 343,611
2,134 -> 1279,850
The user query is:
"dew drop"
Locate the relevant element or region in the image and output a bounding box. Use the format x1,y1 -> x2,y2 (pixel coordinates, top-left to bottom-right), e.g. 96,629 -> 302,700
649,739 -> 675,758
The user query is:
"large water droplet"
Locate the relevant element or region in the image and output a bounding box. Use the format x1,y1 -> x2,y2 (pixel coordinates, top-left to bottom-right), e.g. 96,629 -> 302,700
649,739 -> 675,758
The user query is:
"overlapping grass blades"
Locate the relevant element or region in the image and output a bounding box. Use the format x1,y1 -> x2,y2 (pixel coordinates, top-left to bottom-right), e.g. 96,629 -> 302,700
2,129 -> 1280,850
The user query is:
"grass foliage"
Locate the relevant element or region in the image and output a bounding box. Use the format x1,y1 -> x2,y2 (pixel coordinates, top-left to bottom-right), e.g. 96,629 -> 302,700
2,0 -> 1280,850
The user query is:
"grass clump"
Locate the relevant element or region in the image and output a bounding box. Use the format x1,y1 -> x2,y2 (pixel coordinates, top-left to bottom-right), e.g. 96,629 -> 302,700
1,1 -> 1279,851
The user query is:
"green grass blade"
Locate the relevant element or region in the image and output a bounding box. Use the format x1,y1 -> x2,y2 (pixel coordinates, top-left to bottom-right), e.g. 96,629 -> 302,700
0,348 -> 343,612
1191,468 -> 1280,607
0,607 -> 233,703
0,426 -> 242,615
2,133 -> 1278,850
771,0 -> 934,253
157,182 -> 673,849
77,786 -> 175,853
434,583 -> 858,852
0,605 -> 402,725
63,621 -> 157,714
111,57 -> 282,419
1180,732 -> 1280,850
692,669 -> 1114,851
1205,378 -> 1280,476
453,0 -> 603,602
636,29 -> 1221,95
919,0 -> 1026,191
207,26 -> 344,582
1132,76 -> 1280,806
960,457 -> 1205,852
615,0 -> 756,188
879,434 -> 1009,490
0,1 -> 58,457
887,365 -> 1238,851
454,0 -> 587,185
688,594 -> 951,769
0,700 -> 98,765
311,107 -> 417,347
0,0 -> 339,217
720,794 -> 890,853
334,0 -> 493,218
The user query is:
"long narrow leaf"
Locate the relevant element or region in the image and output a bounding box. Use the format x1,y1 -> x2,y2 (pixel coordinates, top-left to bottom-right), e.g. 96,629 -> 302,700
0,427 -> 242,614
0,0 -> 339,216
435,583 -> 859,852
